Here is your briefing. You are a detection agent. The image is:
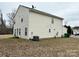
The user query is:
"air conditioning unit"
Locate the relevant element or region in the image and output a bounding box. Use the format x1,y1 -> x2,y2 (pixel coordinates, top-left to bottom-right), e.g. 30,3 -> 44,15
32,36 -> 39,41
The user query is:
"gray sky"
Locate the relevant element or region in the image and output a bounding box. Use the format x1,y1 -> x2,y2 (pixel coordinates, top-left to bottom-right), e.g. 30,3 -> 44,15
0,2 -> 79,27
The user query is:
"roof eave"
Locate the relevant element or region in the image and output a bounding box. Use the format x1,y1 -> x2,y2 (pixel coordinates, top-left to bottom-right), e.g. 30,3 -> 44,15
13,5 -> 64,20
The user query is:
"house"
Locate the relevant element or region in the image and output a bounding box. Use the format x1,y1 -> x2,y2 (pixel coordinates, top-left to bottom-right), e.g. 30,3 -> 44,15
13,5 -> 64,39
72,26 -> 79,35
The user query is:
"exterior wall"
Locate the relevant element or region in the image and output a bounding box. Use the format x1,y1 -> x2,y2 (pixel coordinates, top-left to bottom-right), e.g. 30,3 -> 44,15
28,12 -> 63,39
63,27 -> 67,35
13,6 -> 29,39
53,18 -> 63,37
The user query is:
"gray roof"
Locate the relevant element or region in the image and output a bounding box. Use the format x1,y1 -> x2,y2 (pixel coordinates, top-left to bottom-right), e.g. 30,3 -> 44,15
73,26 -> 79,29
20,5 -> 64,20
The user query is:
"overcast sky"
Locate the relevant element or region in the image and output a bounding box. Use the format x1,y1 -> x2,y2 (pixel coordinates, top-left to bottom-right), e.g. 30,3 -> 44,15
0,2 -> 79,27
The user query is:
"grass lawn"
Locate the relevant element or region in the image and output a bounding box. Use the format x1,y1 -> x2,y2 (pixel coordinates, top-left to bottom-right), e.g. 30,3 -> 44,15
0,35 -> 79,57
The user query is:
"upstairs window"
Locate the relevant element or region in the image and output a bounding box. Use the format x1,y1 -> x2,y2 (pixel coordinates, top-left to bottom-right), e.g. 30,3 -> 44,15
14,21 -> 15,24
21,18 -> 23,22
51,18 -> 54,24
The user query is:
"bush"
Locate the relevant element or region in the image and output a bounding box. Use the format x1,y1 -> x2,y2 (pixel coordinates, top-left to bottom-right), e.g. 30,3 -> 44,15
64,33 -> 69,38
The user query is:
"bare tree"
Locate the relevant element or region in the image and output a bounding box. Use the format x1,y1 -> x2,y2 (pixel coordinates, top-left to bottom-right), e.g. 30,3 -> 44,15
0,9 -> 7,34
0,10 -> 6,28
7,10 -> 16,28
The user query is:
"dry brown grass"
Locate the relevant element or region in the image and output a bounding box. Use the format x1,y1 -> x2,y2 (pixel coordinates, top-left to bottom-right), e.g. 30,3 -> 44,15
0,35 -> 79,57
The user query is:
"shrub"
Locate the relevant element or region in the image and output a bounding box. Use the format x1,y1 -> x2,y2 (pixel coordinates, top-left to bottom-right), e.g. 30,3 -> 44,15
64,33 -> 69,38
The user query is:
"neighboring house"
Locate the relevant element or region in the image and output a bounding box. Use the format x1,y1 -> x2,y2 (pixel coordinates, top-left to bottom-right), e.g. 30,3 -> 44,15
13,5 -> 64,39
63,26 -> 67,35
72,26 -> 79,35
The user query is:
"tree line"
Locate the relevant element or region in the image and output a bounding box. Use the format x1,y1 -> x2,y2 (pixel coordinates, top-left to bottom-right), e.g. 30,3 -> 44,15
0,9 -> 16,34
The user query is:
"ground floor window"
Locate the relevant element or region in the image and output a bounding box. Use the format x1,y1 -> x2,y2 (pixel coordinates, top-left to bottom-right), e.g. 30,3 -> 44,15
14,28 -> 21,36
25,27 -> 27,36
17,28 -> 18,36
49,29 -> 51,33
19,28 -> 21,35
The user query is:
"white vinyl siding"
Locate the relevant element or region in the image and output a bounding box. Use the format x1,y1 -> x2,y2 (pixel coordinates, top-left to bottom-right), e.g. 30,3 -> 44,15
13,6 -> 29,39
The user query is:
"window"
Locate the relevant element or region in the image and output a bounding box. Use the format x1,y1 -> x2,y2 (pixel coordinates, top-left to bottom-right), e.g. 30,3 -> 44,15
19,28 -> 21,35
14,21 -> 15,24
51,18 -> 54,24
25,27 -> 27,36
17,28 -> 18,36
56,32 -> 58,36
21,18 -> 23,22
49,29 -> 51,33
31,32 -> 33,35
